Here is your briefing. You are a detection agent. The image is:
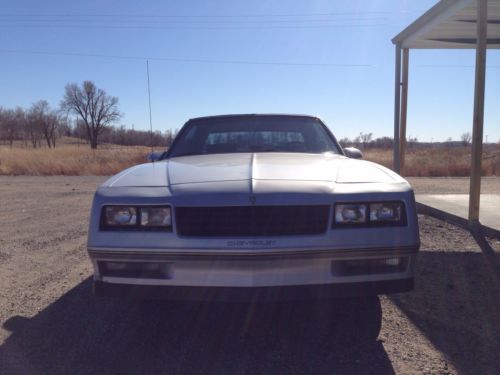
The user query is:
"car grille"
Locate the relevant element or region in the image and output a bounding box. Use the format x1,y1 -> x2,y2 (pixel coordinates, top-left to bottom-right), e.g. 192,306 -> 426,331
175,205 -> 330,237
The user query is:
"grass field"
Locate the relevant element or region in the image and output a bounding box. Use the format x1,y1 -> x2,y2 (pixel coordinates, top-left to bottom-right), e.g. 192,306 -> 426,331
0,139 -> 499,176
0,143 -> 149,176
364,146 -> 500,177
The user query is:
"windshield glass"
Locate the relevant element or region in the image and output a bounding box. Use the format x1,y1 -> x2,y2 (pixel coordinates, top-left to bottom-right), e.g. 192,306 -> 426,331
168,116 -> 340,157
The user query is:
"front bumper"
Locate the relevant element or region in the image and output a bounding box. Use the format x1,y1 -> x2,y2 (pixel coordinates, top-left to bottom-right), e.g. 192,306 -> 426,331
93,278 -> 414,301
88,245 -> 418,299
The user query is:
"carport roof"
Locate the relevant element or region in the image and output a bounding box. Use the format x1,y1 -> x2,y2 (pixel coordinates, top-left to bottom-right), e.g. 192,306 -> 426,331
392,0 -> 500,49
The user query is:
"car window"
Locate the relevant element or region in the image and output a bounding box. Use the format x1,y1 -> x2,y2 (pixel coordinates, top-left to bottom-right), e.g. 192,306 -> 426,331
168,117 -> 340,157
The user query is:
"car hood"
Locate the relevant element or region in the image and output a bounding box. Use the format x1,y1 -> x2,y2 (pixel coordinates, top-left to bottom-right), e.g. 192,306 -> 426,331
103,153 -> 405,188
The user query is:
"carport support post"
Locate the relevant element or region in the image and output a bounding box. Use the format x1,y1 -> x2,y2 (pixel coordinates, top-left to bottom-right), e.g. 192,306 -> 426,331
468,0 -> 487,224
393,45 -> 402,173
399,48 -> 409,176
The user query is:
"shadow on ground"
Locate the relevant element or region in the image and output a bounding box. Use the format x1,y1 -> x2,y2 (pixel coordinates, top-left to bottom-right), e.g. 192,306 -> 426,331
0,280 -> 391,375
390,250 -> 500,375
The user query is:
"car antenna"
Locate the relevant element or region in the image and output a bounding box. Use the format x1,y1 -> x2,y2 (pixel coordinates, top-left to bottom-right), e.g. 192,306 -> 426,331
146,59 -> 154,154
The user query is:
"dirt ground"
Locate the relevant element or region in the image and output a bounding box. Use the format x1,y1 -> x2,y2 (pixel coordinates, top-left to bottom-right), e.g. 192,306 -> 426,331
0,176 -> 499,375
407,176 -> 500,195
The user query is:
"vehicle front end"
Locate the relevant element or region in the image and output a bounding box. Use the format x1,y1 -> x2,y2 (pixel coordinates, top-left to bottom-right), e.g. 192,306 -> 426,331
87,152 -> 420,302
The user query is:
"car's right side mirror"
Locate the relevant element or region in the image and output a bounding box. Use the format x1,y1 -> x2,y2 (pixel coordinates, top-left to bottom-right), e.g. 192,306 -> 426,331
343,147 -> 363,159
147,151 -> 164,162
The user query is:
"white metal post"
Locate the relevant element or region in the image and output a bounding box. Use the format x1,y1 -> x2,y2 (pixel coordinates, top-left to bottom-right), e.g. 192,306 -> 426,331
393,45 -> 402,173
468,0 -> 487,223
400,48 -> 410,176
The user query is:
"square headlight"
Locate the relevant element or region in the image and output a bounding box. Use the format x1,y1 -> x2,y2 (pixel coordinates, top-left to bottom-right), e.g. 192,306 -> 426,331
335,204 -> 367,224
103,206 -> 137,227
369,202 -> 402,223
101,205 -> 172,231
140,207 -> 172,228
333,201 -> 406,228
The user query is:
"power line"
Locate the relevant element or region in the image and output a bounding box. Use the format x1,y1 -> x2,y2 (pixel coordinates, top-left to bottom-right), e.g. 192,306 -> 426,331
0,23 -> 387,30
2,49 -> 500,69
0,11 -> 423,31
0,49 -> 376,67
0,10 -> 420,18
0,17 -> 388,24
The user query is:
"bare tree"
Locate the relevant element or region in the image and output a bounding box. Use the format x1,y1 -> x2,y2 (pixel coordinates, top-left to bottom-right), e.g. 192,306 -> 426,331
0,107 -> 26,147
353,135 -> 361,147
58,115 -> 72,138
461,132 -> 472,146
0,108 -> 14,147
73,118 -> 90,143
47,112 -> 63,148
29,101 -> 62,148
408,136 -> 418,149
338,137 -> 351,148
359,132 -> 373,148
61,81 -> 121,149
372,136 -> 394,149
26,105 -> 43,148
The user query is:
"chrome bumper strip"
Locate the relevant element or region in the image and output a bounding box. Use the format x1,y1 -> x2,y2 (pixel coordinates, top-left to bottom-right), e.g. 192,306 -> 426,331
88,245 -> 419,261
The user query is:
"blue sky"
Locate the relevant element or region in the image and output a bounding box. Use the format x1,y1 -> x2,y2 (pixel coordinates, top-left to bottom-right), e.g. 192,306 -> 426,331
0,0 -> 499,142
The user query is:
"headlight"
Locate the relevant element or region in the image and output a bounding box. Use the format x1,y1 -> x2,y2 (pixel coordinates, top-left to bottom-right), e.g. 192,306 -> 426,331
101,205 -> 172,231
104,206 -> 137,226
334,201 -> 406,227
335,204 -> 367,224
140,207 -> 172,228
369,202 -> 402,223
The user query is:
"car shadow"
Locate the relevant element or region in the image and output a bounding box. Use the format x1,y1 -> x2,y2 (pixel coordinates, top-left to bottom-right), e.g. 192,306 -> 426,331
389,250 -> 500,375
0,279 -> 393,375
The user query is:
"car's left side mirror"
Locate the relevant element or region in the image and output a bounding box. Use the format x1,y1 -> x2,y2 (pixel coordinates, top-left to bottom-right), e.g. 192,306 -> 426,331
147,151 -> 164,162
343,147 -> 363,159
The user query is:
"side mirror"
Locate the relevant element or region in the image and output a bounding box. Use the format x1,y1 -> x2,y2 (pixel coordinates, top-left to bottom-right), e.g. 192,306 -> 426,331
344,147 -> 363,159
147,151 -> 164,162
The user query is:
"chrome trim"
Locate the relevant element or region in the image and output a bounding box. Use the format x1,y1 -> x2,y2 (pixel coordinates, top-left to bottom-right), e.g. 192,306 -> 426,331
88,245 -> 419,261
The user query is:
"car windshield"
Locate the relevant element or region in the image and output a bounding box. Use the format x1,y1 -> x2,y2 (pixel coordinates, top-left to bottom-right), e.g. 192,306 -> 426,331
168,116 -> 340,157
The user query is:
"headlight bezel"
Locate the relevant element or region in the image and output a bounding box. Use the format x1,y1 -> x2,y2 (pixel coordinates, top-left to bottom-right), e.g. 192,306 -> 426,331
100,205 -> 172,231
333,201 -> 407,228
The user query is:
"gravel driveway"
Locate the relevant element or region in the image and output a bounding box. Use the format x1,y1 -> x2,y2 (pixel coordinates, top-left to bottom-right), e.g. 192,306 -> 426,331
407,176 -> 500,195
0,176 -> 498,374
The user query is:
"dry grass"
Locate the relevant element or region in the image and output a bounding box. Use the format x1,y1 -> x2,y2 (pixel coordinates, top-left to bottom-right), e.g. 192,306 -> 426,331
364,146 -> 500,177
0,145 -> 149,176
1,141 -> 499,176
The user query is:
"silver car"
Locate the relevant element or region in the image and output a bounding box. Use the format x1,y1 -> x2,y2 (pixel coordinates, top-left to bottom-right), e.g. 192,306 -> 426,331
87,114 -> 420,301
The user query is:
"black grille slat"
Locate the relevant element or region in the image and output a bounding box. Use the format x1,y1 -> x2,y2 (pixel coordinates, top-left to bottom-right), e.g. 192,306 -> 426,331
175,205 -> 330,237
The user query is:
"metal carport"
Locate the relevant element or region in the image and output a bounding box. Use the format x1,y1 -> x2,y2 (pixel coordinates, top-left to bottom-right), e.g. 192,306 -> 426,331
392,0 -> 500,228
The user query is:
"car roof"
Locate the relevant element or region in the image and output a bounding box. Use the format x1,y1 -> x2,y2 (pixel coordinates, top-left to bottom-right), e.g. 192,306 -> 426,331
187,113 -> 321,122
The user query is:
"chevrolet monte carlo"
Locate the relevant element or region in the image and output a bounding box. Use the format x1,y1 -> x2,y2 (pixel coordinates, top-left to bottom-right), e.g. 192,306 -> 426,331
87,114 -> 420,301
